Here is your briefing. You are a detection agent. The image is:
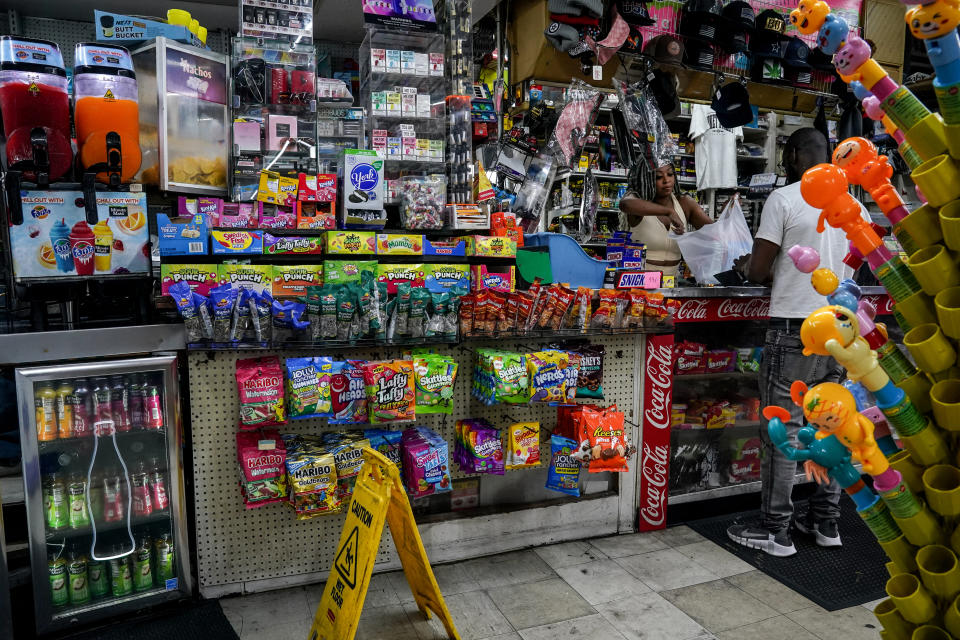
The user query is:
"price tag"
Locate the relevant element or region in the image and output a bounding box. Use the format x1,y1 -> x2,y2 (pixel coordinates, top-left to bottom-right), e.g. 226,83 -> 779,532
592,65 -> 602,81
257,439 -> 276,450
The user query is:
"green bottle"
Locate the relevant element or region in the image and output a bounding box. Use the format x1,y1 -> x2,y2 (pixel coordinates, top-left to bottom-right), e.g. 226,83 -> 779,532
109,548 -> 133,597
132,537 -> 153,592
154,533 -> 176,584
67,547 -> 90,605
44,473 -> 69,531
67,473 -> 90,529
48,554 -> 68,607
87,558 -> 109,598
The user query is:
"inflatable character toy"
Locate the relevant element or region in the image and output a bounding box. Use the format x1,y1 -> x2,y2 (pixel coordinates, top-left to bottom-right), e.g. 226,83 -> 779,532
790,0 -> 831,34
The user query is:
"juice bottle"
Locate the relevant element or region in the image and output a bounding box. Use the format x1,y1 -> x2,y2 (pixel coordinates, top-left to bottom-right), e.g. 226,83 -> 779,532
66,545 -> 90,605
149,458 -> 168,511
69,378 -> 92,438
48,553 -> 68,607
154,533 -> 176,584
131,461 -> 153,517
132,536 -> 153,592
93,220 -> 113,273
35,382 -> 58,442
102,468 -> 125,523
109,376 -> 130,432
87,469 -> 104,521
128,375 -> 145,430
73,43 -> 141,183
145,382 -> 164,430
44,473 -> 68,531
92,377 -> 112,427
87,558 -> 109,598
67,472 -> 90,528
0,37 -> 73,182
55,380 -> 74,439
108,548 -> 133,597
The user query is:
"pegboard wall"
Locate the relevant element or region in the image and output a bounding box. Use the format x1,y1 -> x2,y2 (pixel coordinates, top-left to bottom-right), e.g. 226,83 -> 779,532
187,334 -> 644,592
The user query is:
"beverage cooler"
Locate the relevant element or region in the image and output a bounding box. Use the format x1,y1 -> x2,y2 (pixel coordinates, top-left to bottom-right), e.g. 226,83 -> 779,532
14,355 -> 191,634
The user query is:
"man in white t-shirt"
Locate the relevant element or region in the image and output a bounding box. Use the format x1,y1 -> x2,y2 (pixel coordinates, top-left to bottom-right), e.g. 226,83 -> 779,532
689,103 -> 743,190
727,128 -> 869,557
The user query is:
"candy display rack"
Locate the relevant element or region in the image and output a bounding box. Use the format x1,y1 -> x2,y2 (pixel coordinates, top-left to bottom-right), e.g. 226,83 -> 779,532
229,36 -> 318,202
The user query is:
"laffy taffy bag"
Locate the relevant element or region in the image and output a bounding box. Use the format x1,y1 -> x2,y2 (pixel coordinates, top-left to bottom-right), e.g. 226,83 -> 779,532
363,360 -> 416,423
236,356 -> 286,428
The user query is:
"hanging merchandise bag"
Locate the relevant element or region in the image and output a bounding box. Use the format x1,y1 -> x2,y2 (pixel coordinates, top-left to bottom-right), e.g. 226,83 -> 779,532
668,196 -> 752,285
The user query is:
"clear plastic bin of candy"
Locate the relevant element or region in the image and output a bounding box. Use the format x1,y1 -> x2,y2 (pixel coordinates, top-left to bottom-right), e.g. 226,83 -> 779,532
399,174 -> 447,230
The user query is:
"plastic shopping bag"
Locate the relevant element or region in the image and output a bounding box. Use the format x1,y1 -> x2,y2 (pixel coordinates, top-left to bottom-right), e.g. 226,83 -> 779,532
668,196 -> 752,285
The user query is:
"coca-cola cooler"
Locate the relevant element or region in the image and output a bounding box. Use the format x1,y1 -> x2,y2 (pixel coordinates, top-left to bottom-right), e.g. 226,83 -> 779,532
15,355 -> 191,634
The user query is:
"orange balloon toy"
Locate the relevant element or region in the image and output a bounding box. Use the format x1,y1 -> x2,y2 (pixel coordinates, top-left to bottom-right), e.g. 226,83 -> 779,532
832,137 -> 904,216
800,163 -> 885,255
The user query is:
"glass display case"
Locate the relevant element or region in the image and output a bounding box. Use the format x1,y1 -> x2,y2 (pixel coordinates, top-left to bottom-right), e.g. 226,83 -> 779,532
229,36 -> 317,202
132,37 -> 229,195
16,355 -> 190,635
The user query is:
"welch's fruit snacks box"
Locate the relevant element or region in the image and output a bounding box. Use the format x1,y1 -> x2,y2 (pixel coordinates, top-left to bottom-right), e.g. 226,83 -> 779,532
340,149 -> 386,229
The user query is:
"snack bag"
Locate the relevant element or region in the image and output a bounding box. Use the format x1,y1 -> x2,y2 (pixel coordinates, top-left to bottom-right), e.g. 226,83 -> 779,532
546,435 -> 581,496
326,434 -> 371,501
527,350 -> 570,403
236,431 -> 287,508
285,357 -> 333,420
505,422 -> 541,469
236,356 -> 286,428
456,419 -> 505,475
591,289 -> 619,328
364,428 -> 404,480
573,344 -> 604,399
572,406 -> 632,472
328,360 -> 368,424
626,290 -> 646,329
363,360 -> 416,423
401,427 -> 451,497
489,351 -> 528,404
285,447 -> 340,517
413,354 -> 458,414
566,287 -> 593,332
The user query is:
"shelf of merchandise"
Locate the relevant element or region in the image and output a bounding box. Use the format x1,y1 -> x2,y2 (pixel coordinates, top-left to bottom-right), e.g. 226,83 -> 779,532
674,371 -> 757,381
0,476 -> 23,506
669,471 -> 809,505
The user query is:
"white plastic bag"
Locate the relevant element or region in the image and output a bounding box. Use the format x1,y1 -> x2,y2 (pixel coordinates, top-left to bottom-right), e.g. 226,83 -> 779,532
668,196 -> 752,285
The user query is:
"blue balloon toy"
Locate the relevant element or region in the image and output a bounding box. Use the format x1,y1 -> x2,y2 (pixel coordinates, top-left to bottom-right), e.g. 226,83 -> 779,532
818,13 -> 849,55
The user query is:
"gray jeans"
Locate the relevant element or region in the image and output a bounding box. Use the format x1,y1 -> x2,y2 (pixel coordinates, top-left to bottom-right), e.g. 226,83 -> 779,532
759,328 -> 843,531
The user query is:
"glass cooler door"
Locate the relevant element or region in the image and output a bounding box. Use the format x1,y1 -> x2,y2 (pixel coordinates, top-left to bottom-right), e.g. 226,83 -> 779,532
16,355 -> 191,635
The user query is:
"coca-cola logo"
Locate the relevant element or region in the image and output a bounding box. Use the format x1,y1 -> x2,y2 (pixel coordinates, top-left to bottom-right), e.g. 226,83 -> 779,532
639,442 -> 669,527
643,344 -> 673,430
718,297 -> 769,319
676,298 -> 709,321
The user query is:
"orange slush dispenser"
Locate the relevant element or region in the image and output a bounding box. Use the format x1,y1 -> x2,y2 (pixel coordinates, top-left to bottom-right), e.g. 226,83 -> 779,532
73,43 -> 141,183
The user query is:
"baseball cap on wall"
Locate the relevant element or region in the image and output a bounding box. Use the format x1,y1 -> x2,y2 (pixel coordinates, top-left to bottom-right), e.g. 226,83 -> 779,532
721,0 -> 755,29
617,0 -> 656,26
783,37 -> 812,69
754,9 -> 787,36
685,38 -> 716,70
712,81 -> 754,128
680,0 -> 724,43
643,34 -> 684,64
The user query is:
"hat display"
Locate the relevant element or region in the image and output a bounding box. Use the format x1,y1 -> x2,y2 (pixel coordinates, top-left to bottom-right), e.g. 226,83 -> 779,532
680,0 -> 724,43
651,69 -> 681,117
544,21 -> 581,52
786,65 -> 814,88
721,0 -> 755,29
643,34 -> 684,64
783,36 -> 812,69
749,32 -> 786,59
720,27 -> 749,53
684,38 -> 716,70
754,9 -> 787,35
617,0 -> 655,26
712,81 -> 754,128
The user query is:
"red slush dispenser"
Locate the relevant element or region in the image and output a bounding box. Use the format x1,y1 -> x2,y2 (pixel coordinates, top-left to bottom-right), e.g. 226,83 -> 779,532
73,43 -> 142,184
0,36 -> 72,182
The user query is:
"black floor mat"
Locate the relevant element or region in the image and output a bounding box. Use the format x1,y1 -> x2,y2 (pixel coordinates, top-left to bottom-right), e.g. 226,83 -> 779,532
64,599 -> 238,640
686,495 -> 888,611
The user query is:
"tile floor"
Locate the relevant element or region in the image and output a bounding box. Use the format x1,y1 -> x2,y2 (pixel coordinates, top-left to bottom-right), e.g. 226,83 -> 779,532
218,526 -> 883,640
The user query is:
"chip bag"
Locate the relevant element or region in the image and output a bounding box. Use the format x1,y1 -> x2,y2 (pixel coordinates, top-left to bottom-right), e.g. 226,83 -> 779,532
285,356 -> 333,419
546,435 -> 581,496
236,356 -> 286,428
364,360 -> 416,423
505,422 -> 541,469
414,354 -> 458,414
236,431 -> 287,508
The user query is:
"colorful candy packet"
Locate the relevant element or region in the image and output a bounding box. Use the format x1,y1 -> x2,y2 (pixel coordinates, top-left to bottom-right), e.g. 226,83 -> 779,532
285,356 -> 333,419
250,290 -> 274,343
236,356 -> 286,428
335,286 -> 357,341
413,354 -> 458,414
230,287 -> 253,342
527,350 -> 571,403
236,431 -> 287,508
364,428 -> 403,480
573,405 -> 634,473
572,343 -> 604,399
209,284 -> 239,342
505,422 -> 541,469
546,434 -> 581,496
169,281 -> 207,343
324,432 -> 371,502
401,426 -> 451,497
284,445 -> 340,518
408,287 -> 431,338
363,360 -> 416,423
327,360 -> 368,424
455,418 -> 504,474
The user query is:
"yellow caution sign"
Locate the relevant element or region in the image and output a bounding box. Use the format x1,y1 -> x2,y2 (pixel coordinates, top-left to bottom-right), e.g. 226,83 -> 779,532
309,448 -> 460,640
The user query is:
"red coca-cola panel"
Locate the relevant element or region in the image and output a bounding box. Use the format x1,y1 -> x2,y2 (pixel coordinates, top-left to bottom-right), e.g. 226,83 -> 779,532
638,333 -> 674,532
672,294 -> 893,323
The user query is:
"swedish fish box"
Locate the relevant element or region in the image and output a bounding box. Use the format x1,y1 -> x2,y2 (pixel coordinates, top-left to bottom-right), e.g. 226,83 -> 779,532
211,229 -> 263,255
